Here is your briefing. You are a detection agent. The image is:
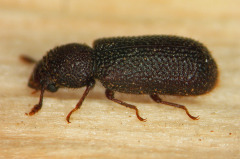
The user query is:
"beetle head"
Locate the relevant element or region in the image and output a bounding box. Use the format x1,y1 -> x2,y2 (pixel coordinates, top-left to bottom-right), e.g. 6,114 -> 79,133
28,60 -> 59,92
28,43 -> 94,92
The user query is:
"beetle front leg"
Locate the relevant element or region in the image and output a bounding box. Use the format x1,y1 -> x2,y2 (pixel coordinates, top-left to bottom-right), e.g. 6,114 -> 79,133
26,87 -> 45,116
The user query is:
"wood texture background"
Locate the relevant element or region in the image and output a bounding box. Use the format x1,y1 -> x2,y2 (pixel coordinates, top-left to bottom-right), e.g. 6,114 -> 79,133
0,0 -> 239,158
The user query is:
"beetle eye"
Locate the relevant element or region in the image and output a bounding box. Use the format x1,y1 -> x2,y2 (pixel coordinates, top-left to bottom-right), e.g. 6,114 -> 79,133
47,84 -> 59,92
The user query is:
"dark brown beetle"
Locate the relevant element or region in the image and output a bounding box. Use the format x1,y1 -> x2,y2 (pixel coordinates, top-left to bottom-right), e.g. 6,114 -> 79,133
22,35 -> 218,123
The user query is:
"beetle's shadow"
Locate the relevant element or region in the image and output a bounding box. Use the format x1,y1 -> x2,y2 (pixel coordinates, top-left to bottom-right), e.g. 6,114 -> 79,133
44,86 -> 152,104
42,85 -> 200,105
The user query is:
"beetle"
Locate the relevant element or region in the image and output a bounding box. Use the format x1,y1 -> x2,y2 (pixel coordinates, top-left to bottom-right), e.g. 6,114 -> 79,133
22,35 -> 218,123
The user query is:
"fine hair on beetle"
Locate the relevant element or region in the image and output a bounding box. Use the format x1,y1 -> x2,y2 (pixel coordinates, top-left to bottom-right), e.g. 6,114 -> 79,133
21,35 -> 218,123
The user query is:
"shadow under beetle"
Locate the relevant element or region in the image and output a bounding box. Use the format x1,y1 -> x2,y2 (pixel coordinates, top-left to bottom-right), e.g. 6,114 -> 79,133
21,35 -> 218,123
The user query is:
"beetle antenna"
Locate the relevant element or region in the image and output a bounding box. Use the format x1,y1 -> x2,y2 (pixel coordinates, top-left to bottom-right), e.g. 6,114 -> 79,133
20,55 -> 37,64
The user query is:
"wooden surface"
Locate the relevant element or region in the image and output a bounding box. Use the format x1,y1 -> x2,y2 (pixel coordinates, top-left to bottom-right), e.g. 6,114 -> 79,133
0,0 -> 240,158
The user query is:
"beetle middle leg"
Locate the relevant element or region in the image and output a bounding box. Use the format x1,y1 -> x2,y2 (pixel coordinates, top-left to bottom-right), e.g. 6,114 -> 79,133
66,81 -> 95,123
105,89 -> 146,121
150,94 -> 199,120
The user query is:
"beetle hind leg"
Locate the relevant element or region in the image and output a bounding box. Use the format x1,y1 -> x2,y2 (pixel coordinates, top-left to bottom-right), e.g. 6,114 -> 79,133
105,89 -> 146,122
150,94 -> 199,120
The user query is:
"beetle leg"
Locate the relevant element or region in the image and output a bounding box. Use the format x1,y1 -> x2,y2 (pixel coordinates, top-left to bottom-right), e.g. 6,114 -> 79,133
105,89 -> 146,122
150,94 -> 199,120
66,83 -> 94,123
26,86 -> 45,116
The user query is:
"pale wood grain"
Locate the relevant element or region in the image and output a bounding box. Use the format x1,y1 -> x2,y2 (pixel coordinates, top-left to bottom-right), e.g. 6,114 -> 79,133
0,0 -> 240,158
